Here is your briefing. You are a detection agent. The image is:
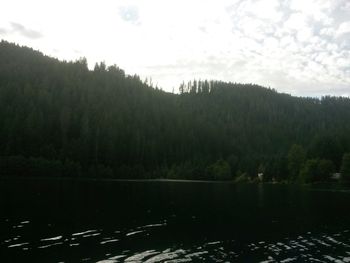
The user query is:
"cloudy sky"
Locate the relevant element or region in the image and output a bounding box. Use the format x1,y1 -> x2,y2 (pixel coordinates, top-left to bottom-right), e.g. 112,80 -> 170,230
0,0 -> 349,96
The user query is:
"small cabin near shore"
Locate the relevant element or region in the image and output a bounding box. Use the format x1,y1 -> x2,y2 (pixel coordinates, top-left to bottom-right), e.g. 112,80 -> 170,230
331,173 -> 341,180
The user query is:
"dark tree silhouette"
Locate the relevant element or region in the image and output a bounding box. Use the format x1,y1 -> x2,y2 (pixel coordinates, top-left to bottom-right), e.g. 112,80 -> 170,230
1,40 -> 350,181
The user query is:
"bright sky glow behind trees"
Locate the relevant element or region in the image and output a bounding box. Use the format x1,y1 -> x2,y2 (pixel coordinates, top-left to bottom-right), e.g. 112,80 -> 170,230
0,0 -> 349,96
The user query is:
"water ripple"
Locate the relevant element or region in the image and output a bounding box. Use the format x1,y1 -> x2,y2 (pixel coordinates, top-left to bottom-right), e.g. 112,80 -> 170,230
2,219 -> 350,263
96,230 -> 350,262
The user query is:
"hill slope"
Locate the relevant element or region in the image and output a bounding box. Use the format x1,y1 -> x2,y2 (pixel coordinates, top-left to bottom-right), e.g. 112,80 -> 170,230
1,40 -> 350,181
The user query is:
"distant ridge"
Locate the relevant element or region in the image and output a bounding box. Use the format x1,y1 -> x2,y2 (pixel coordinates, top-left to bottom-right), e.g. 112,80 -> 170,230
1,40 -> 350,181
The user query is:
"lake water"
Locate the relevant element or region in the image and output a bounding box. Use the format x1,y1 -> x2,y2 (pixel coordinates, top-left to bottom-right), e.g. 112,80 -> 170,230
1,178 -> 350,262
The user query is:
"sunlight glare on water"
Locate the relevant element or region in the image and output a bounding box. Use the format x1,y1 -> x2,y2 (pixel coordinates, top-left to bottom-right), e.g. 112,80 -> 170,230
1,179 -> 350,262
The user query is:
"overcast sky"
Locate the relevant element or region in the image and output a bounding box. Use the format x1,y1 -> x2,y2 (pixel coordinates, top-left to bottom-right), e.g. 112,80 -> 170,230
1,0 -> 349,96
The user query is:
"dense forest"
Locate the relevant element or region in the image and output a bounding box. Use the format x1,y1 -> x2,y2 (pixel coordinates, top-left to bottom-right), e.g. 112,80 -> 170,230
1,40 -> 350,182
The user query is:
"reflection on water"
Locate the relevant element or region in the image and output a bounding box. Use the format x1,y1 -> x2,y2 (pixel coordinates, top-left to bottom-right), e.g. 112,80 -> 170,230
3,218 -> 350,262
100,230 -> 350,262
1,179 -> 350,262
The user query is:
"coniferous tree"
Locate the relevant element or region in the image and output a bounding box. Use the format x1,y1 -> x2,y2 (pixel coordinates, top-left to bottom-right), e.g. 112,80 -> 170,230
1,40 -> 350,181
341,153 -> 350,182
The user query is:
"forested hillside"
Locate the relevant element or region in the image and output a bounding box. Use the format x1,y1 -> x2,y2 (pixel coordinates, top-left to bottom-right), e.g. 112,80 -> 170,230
1,40 -> 350,181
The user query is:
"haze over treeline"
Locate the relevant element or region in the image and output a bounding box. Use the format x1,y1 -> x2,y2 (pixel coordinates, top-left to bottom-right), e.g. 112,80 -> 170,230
1,41 -> 350,181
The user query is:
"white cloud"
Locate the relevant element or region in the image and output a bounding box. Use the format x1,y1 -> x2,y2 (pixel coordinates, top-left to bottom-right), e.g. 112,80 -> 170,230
289,0 -> 333,24
284,12 -> 309,32
237,0 -> 282,22
296,27 -> 314,43
118,5 -> 140,24
320,27 -> 335,37
336,21 -> 350,36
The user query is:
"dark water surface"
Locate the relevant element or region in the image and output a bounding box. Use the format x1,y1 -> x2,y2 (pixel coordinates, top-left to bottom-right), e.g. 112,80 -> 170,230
1,178 -> 350,262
